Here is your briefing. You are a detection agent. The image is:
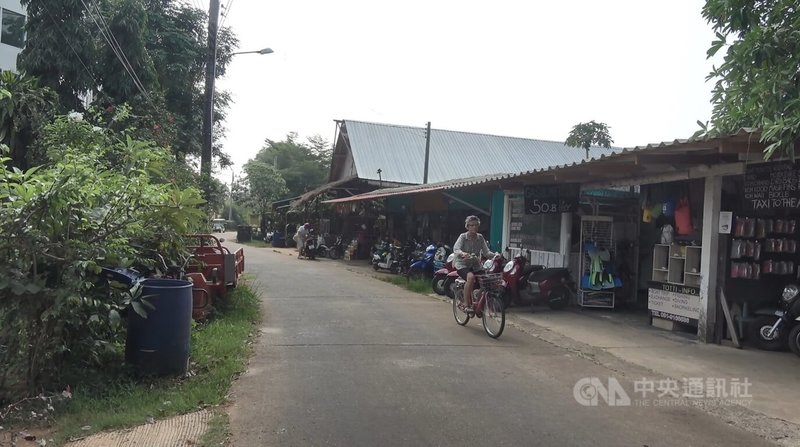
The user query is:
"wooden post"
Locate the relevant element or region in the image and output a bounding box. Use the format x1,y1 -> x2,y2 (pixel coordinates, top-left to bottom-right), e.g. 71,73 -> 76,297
698,175 -> 722,342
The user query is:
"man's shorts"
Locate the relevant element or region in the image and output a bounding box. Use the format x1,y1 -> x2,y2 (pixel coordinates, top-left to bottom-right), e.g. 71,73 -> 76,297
457,267 -> 483,280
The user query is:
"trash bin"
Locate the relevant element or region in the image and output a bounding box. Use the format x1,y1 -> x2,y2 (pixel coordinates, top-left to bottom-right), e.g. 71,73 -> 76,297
125,279 -> 193,376
237,225 -> 252,242
271,231 -> 285,247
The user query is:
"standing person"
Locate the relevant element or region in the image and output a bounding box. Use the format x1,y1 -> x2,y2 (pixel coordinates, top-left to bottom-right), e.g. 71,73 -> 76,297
295,223 -> 308,256
453,215 -> 493,312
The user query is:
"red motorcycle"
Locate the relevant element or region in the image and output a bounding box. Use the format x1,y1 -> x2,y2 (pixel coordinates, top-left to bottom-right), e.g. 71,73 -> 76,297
501,250 -> 575,310
432,253 -> 455,296
444,253 -> 506,298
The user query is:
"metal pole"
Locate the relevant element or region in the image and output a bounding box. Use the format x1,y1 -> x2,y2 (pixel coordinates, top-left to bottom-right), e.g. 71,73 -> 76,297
423,121 -> 431,184
228,169 -> 234,221
201,0 -> 220,183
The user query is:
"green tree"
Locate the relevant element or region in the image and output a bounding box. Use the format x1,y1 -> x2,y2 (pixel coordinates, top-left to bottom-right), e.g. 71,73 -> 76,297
252,133 -> 332,198
702,0 -> 800,159
0,71 -> 57,169
242,160 -> 288,235
0,114 -> 205,400
565,121 -> 614,158
19,0 -> 238,164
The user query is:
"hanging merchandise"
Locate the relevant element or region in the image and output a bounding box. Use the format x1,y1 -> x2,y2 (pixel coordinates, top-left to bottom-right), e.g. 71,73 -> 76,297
675,197 -> 694,235
662,199 -> 675,217
650,203 -> 663,219
642,207 -> 653,223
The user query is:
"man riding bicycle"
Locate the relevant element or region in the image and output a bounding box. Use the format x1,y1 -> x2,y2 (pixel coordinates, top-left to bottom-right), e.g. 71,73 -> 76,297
453,215 -> 494,312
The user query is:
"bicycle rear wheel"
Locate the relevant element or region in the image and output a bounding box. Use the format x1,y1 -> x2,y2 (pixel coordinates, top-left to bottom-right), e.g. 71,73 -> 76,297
452,289 -> 470,326
482,294 -> 505,338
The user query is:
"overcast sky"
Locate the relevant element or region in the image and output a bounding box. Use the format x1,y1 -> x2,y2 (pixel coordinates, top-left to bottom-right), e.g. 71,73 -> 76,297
210,0 -> 721,176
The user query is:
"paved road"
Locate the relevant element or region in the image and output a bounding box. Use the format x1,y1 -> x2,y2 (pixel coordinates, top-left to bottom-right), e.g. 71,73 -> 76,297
226,237 -> 774,446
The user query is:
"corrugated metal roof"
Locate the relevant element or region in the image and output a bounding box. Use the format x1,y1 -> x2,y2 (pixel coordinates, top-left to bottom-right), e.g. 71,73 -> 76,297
324,128 -> 761,204
343,120 -> 615,184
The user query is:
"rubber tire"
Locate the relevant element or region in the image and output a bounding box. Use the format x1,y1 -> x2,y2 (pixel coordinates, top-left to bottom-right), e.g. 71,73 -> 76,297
372,262 -> 380,271
432,275 -> 447,295
547,287 -> 570,310
453,289 -> 470,326
749,316 -> 787,351
444,277 -> 456,299
482,295 -> 506,338
789,324 -> 800,357
328,248 -> 342,260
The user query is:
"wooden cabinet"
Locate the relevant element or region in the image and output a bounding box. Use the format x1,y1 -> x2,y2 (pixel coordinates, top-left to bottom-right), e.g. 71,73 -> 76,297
652,244 -> 701,287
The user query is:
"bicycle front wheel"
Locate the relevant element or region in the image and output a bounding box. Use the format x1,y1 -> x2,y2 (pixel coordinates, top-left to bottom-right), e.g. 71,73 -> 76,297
453,289 -> 470,326
482,294 -> 505,338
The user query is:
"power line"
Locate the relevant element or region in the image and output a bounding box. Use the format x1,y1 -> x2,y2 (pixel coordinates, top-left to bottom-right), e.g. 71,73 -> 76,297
80,0 -> 153,104
87,0 -> 151,103
40,2 -> 100,92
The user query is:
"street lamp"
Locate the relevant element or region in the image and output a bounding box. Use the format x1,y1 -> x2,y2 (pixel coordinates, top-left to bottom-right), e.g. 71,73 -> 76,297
201,46 -> 275,189
231,47 -> 274,56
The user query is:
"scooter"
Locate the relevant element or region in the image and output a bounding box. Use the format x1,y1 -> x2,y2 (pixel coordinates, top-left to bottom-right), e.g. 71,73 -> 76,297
407,243 -> 437,280
301,231 -> 317,260
432,253 -> 456,296
501,249 -> 575,310
433,244 -> 453,270
748,283 -> 800,354
315,234 -> 330,258
372,239 -> 404,273
327,235 -> 345,260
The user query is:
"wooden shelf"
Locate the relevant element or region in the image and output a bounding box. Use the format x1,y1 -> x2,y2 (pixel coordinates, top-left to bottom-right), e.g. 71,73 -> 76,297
653,244 -> 702,286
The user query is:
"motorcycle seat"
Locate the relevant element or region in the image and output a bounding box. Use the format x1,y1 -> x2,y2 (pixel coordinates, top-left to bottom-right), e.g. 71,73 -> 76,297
523,264 -> 545,275
528,267 -> 570,282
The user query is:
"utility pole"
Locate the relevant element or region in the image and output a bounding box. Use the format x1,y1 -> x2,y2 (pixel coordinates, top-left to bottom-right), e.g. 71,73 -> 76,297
228,169 -> 234,221
423,121 -> 431,184
201,0 -> 221,184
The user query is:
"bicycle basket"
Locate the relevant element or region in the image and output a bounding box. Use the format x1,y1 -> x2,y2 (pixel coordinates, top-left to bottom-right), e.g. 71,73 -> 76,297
477,272 -> 504,294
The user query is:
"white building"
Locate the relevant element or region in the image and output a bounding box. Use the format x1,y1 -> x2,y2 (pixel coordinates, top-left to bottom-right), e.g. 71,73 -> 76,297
0,0 -> 25,72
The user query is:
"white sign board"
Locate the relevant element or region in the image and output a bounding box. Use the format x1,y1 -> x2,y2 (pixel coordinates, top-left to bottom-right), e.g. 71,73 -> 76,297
648,283 -> 700,326
719,211 -> 733,234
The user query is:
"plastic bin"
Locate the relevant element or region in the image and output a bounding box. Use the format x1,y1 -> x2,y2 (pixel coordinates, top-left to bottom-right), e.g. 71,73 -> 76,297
125,279 -> 193,376
271,231 -> 285,247
237,225 -> 252,242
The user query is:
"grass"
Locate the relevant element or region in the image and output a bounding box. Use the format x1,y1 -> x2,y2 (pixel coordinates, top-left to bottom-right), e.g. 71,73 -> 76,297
381,275 -> 434,295
50,281 -> 261,444
199,410 -> 231,447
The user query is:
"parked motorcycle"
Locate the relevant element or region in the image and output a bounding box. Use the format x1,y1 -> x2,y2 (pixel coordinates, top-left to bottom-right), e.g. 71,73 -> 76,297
327,235 -> 345,260
315,234 -> 330,259
748,283 -> 800,353
408,243 -> 438,280
372,239 -> 404,273
432,253 -> 456,296
301,230 -> 318,260
433,244 -> 453,271
501,250 -> 575,310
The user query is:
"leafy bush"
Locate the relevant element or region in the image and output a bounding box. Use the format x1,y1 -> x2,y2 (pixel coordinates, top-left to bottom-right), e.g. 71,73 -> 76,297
0,113 -> 205,403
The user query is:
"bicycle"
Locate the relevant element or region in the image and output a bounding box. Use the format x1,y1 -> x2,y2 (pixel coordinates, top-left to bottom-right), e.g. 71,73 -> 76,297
452,271 -> 506,338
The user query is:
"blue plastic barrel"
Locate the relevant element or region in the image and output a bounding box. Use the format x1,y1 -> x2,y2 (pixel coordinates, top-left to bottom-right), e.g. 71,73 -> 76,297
125,279 -> 193,376
271,231 -> 285,247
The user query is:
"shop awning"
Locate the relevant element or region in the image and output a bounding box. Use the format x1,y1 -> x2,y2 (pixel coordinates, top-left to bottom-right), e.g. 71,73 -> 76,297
289,176 -> 360,209
323,184 -> 447,204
